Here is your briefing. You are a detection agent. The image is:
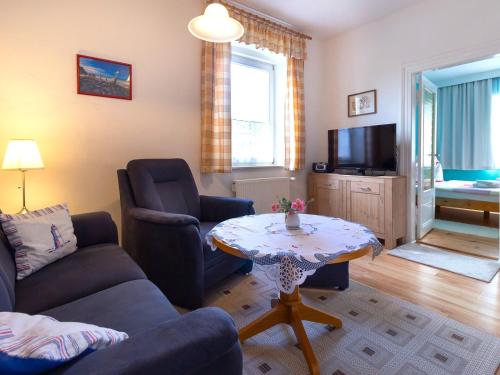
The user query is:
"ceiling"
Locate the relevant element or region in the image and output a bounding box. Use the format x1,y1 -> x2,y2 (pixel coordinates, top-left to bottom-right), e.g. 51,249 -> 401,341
234,0 -> 424,38
424,55 -> 500,87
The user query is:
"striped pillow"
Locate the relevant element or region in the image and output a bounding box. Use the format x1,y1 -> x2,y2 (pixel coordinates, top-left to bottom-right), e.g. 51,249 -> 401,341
0,312 -> 128,375
0,204 -> 77,280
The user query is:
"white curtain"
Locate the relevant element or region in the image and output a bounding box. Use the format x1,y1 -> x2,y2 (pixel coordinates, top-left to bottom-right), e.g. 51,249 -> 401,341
437,79 -> 495,170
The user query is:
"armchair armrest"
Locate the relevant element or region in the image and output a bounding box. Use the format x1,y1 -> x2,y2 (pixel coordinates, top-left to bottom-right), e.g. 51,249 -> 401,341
72,212 -> 118,248
124,207 -> 203,308
59,307 -> 242,375
129,207 -> 199,228
200,195 -> 254,222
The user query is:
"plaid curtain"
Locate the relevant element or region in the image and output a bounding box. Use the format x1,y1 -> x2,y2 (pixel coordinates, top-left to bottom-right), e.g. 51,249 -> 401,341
285,58 -> 305,171
201,41 -> 232,173
201,1 -> 308,173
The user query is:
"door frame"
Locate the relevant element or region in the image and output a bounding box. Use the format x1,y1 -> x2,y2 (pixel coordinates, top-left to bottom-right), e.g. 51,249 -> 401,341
400,40 -> 500,243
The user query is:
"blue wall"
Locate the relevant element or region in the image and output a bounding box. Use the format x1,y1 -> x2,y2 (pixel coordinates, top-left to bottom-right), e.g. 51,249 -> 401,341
443,169 -> 500,181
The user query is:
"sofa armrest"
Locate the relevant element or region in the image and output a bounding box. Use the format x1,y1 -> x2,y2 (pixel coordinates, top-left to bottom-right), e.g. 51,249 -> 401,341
59,307 -> 242,375
72,212 -> 118,248
129,207 -> 199,228
200,195 -> 254,222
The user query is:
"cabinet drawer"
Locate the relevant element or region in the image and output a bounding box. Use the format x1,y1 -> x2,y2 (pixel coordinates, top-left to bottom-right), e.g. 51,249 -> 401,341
315,179 -> 339,190
350,181 -> 381,195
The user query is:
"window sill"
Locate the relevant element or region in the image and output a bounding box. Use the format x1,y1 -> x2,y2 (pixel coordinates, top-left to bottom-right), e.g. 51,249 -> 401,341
232,164 -> 285,170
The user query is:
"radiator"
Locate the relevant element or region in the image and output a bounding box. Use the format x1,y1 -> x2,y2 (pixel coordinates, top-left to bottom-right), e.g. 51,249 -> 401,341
233,177 -> 291,214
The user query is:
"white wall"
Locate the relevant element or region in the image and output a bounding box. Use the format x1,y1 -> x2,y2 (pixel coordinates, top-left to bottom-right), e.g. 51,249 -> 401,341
321,0 -> 500,146
0,0 -> 325,225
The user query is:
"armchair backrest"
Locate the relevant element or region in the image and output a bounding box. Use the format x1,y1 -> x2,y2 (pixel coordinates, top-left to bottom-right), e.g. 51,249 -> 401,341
126,159 -> 201,219
0,229 -> 16,311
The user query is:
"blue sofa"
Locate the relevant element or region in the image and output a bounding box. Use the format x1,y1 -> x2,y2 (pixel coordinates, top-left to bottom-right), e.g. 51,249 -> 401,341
0,211 -> 242,375
117,159 -> 254,309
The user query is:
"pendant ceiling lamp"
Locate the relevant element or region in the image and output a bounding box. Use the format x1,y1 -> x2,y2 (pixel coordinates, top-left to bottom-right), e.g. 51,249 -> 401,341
188,3 -> 244,43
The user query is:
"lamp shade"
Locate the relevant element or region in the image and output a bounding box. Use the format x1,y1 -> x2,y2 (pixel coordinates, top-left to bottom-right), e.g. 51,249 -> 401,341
2,140 -> 44,170
188,3 -> 244,43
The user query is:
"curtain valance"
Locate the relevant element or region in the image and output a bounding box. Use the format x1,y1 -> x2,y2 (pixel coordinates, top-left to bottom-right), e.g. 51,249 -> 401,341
210,1 -> 309,60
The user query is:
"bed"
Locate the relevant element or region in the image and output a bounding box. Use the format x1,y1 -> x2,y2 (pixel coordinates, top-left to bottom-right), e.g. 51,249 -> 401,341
435,180 -> 500,216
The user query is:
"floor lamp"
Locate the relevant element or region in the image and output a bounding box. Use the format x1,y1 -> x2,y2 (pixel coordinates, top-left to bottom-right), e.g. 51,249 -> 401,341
1,139 -> 44,214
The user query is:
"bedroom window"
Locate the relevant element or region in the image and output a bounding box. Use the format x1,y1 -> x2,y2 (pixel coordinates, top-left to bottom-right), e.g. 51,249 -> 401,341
231,43 -> 286,167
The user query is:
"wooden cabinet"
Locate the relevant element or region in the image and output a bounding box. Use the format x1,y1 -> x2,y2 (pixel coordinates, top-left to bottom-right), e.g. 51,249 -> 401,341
349,191 -> 385,234
313,179 -> 345,218
308,173 -> 406,249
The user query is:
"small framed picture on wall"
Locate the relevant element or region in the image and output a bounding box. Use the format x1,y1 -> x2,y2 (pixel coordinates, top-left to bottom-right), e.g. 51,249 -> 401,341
348,89 -> 377,117
77,54 -> 132,100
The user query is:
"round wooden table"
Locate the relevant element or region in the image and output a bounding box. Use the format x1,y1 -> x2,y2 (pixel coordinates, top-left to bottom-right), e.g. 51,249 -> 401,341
208,214 -> 381,375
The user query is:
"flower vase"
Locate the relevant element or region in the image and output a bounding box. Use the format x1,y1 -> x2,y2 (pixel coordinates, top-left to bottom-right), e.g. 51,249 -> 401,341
285,210 -> 301,230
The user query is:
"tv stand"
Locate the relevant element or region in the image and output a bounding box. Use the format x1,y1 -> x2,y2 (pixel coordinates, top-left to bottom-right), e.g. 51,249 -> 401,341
331,169 -> 397,177
308,173 -> 406,249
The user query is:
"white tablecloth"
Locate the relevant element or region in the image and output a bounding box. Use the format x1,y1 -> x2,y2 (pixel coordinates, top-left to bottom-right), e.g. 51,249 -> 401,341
207,213 -> 382,293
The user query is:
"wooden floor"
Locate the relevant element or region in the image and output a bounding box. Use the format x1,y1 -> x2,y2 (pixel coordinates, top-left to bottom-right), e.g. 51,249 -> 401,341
350,252 -> 500,336
419,229 -> 499,259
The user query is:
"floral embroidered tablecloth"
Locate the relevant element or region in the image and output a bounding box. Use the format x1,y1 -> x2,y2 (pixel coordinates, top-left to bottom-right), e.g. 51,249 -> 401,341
207,213 -> 383,294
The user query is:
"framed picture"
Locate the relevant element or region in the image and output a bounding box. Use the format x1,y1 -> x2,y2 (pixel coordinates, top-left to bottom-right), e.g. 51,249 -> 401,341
77,54 -> 132,100
348,89 -> 377,117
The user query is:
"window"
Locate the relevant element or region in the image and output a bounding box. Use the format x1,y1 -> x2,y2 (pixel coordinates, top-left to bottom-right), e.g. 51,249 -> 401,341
231,43 -> 286,167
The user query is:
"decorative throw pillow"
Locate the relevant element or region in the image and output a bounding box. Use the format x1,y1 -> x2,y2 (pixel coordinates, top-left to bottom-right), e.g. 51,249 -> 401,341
0,312 -> 128,375
0,203 -> 77,280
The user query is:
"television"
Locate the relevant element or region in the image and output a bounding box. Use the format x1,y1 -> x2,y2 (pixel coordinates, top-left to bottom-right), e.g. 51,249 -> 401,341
328,123 -> 396,172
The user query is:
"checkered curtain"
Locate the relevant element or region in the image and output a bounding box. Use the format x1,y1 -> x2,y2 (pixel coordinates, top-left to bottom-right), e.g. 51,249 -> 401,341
201,0 -> 308,173
201,41 -> 232,173
285,58 -> 305,171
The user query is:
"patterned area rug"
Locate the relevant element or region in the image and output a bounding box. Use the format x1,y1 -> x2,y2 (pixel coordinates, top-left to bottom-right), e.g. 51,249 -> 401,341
205,268 -> 500,375
388,243 -> 500,282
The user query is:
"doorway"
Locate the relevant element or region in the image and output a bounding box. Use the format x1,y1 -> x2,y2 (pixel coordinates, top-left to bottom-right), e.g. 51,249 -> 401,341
413,57 -> 500,260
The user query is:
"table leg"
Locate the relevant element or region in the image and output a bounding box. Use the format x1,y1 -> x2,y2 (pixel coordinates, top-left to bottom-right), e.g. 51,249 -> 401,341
239,303 -> 288,342
298,303 -> 342,328
238,286 -> 343,375
290,306 -> 320,375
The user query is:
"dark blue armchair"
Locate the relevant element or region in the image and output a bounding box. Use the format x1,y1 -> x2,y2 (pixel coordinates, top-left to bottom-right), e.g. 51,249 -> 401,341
117,159 -> 254,309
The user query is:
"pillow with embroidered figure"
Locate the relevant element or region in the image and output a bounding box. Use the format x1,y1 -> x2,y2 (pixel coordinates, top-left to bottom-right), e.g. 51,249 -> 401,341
0,312 -> 128,375
0,203 -> 77,280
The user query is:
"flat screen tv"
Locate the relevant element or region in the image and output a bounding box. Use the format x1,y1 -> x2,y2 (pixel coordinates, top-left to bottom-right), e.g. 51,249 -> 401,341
328,123 -> 396,171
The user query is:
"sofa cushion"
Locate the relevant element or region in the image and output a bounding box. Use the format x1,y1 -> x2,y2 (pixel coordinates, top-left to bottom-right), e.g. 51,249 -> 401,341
15,244 -> 146,314
0,311 -> 128,375
42,280 -> 179,337
0,204 -> 78,281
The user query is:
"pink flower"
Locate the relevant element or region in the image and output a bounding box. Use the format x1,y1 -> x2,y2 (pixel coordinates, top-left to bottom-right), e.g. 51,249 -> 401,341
271,202 -> 280,212
292,198 -> 305,212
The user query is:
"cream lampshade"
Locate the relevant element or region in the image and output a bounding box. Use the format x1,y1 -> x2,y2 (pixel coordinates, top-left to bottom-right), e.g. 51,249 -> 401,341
2,139 -> 44,214
188,3 -> 244,43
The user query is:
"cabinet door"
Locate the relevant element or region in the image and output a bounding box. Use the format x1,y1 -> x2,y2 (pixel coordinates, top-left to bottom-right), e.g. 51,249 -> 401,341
350,191 -> 385,234
315,184 -> 344,219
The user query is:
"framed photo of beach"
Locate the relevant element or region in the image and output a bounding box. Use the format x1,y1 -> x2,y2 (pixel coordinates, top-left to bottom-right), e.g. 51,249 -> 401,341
348,89 -> 377,117
77,54 -> 132,100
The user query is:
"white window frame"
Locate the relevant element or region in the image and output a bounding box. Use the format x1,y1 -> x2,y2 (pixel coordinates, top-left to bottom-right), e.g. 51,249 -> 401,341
231,43 -> 286,168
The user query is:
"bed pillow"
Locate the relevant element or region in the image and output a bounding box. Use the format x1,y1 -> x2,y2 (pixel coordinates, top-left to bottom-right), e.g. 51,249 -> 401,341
0,204 -> 77,280
475,180 -> 500,188
0,312 -> 128,375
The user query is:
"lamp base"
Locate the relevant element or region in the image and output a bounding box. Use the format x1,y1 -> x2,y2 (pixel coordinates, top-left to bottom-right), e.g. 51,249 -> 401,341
17,207 -> 29,215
